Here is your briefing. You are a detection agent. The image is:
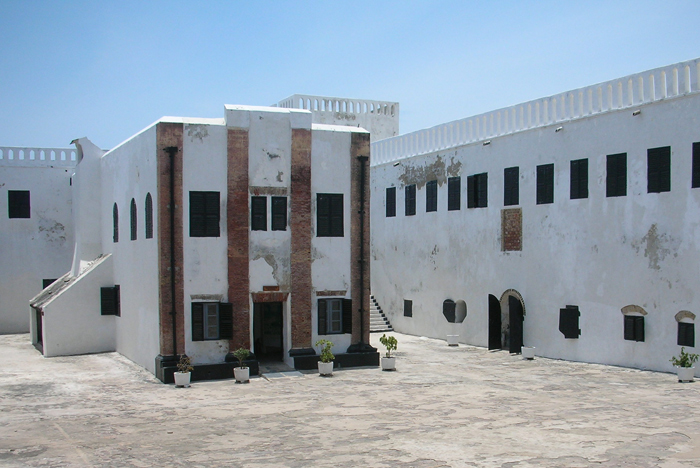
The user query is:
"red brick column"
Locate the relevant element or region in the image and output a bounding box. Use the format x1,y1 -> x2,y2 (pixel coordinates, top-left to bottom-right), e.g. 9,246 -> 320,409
227,128 -> 251,350
350,132 -> 371,345
290,128 -> 313,350
157,122 -> 185,356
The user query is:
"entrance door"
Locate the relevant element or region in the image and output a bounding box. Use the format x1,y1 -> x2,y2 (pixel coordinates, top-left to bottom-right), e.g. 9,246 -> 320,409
253,302 -> 283,361
488,294 -> 501,350
508,296 -> 523,354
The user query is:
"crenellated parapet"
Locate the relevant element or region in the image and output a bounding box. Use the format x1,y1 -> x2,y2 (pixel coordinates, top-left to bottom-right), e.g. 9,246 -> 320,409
0,146 -> 78,167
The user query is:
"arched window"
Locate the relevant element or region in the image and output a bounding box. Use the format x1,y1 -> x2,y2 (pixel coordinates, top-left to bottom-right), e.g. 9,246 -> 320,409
145,193 -> 153,239
113,203 -> 119,243
130,199 -> 137,241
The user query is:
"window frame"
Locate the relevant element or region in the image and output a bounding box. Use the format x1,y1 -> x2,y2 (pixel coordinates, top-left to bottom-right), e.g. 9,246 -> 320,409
317,298 -> 352,335
678,321 -> 695,347
570,158 -> 588,200
503,167 -> 519,206
251,196 -> 267,231
647,146 -> 671,193
624,315 -> 645,342
8,190 -> 30,219
316,193 -> 344,237
271,196 -> 287,231
191,302 -> 233,341
536,163 -> 554,205
467,173 -> 488,208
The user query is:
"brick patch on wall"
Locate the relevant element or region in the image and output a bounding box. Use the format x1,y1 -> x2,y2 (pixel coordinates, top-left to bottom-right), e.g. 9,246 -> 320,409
227,128 -> 251,349
251,292 -> 289,303
290,128 -> 313,350
157,122 -> 185,356
502,208 -> 522,251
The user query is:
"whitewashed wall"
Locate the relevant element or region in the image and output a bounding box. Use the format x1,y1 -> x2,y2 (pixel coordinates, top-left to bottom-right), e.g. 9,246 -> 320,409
0,149 -> 76,333
101,126 -> 160,373
371,89 -> 700,375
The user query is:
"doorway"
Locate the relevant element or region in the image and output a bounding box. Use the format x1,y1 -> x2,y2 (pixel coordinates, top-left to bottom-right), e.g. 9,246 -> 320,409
33,307 -> 43,353
488,294 -> 501,350
253,302 -> 283,361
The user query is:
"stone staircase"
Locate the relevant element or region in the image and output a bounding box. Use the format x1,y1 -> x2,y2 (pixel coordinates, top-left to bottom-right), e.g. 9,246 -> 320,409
369,295 -> 393,333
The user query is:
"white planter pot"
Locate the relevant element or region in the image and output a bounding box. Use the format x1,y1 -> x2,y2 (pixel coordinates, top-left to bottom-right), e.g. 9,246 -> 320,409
381,356 -> 396,371
521,346 -> 536,360
447,335 -> 459,346
676,366 -> 695,382
174,371 -> 191,387
234,367 -> 250,383
318,361 -> 334,376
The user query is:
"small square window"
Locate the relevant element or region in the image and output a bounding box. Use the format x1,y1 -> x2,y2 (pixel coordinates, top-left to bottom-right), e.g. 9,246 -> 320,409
624,315 -> 645,342
191,302 -> 233,341
318,298 -> 352,335
404,299 -> 413,317
8,190 -> 30,218
317,193 -> 343,237
678,322 -> 695,347
559,305 -> 580,339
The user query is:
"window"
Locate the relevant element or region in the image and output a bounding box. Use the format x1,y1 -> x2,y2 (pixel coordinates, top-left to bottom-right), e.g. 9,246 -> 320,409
504,167 -> 519,206
467,173 -> 488,208
447,177 -> 460,211
271,196 -> 287,231
145,193 -> 153,239
607,153 -> 627,197
693,142 -> 700,188
130,199 -> 137,241
8,190 -> 30,218
570,159 -> 588,199
405,184 -> 416,216
386,187 -> 396,217
191,302 -> 233,341
251,196 -> 267,231
536,164 -> 554,205
404,299 -> 412,317
678,322 -> 695,347
426,180 -> 437,212
559,305 -> 580,339
113,203 -> 119,243
443,299 -> 456,322
101,285 -> 121,317
317,193 -> 343,237
190,191 -> 220,237
624,315 -> 645,342
647,146 -> 671,193
318,298 -> 352,335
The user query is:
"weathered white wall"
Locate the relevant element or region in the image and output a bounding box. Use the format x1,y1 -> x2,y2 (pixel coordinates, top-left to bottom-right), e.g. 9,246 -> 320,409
311,126 -> 355,355
40,255 -> 116,356
101,126 -> 160,373
0,149 -> 76,333
371,88 -> 700,375
181,122 -> 230,365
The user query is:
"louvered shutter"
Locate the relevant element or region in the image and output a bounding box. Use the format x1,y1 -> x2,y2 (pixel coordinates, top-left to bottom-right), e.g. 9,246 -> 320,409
678,322 -> 695,347
447,177 -> 460,211
330,194 -> 343,237
219,303 -> 233,339
623,315 -> 636,341
607,153 -> 626,197
205,192 -> 220,237
317,194 -> 330,236
251,196 -> 267,231
271,196 -> 287,230
318,299 -> 327,335
477,173 -> 488,208
192,303 -> 204,341
342,299 -> 353,334
426,180 -> 437,212
386,187 -> 396,217
692,142 -> 700,189
504,167 -> 519,206
101,287 -> 116,316
648,147 -> 671,193
634,316 -> 645,342
537,164 -> 553,204
189,192 -> 206,237
405,185 -> 416,216
559,306 -> 580,339
467,175 -> 476,208
570,159 -> 588,199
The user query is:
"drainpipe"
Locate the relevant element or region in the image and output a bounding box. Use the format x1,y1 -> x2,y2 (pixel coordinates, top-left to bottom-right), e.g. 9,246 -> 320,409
164,146 -> 179,357
357,155 -> 368,348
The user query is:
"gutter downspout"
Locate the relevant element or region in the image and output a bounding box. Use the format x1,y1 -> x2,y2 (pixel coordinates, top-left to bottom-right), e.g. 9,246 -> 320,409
357,155 -> 369,348
164,146 -> 179,357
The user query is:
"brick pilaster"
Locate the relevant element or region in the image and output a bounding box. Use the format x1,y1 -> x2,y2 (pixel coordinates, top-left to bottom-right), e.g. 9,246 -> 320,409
227,128 -> 251,350
157,122 -> 185,356
290,129 -> 313,350
350,132 -> 371,345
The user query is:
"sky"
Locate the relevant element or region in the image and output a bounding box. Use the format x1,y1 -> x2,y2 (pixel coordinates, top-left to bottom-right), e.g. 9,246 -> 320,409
1,0 -> 700,150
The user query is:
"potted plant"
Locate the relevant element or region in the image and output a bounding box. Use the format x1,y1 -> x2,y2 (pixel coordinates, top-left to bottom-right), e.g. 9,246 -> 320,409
233,348 -> 251,383
174,354 -> 193,387
315,339 -> 334,376
379,334 -> 397,371
521,346 -> 536,360
670,347 -> 698,382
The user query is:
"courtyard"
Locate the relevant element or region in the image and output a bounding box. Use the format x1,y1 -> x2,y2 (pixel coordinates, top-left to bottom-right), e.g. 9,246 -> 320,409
0,331 -> 699,468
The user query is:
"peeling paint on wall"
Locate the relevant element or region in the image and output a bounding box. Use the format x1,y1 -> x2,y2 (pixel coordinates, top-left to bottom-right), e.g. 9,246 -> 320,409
252,251 -> 291,289
187,125 -> 209,142
398,154 -> 463,189
38,216 -> 66,246
632,224 -> 678,270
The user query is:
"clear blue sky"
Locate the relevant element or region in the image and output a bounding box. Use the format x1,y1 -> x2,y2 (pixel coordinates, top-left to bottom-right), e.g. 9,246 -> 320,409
1,0 -> 699,149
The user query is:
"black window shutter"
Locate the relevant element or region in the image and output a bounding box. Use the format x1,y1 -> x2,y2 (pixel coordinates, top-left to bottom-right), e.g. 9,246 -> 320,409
634,316 -> 645,342
624,315 -> 636,341
570,159 -> 588,199
189,192 -> 205,237
648,146 -> 671,193
114,285 -> 121,317
537,164 -> 554,205
342,299 -> 353,334
477,173 -> 488,208
8,190 -> 31,219
467,175 -> 476,208
330,194 -> 343,236
251,196 -> 267,231
404,299 -> 412,317
145,193 -> 153,239
607,153 -> 627,197
426,180 -> 437,212
386,187 -> 396,217
447,177 -> 460,211
405,185 -> 416,216
219,303 -> 233,340
318,299 -> 328,335
205,192 -> 220,237
113,203 -> 119,242
504,167 -> 519,206
271,196 -> 287,231
678,322 -> 695,347
101,287 -> 115,316
559,307 -> 580,339
692,142 -> 700,189
192,303 -> 204,341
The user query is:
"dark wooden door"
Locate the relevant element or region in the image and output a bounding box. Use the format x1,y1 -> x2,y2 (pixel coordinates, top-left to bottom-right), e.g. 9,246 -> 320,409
508,296 -> 523,354
488,295 -> 501,350
254,302 -> 283,360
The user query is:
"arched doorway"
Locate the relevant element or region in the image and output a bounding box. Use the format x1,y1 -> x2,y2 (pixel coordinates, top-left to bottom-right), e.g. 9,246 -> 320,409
500,290 -> 525,354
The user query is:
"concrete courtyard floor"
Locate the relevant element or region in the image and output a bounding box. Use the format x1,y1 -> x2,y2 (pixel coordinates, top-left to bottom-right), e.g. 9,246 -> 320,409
1,333 -> 699,468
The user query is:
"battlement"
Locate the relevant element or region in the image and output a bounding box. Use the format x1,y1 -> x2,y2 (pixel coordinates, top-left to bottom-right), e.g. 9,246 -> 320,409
371,57 -> 700,166
0,146 -> 78,167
